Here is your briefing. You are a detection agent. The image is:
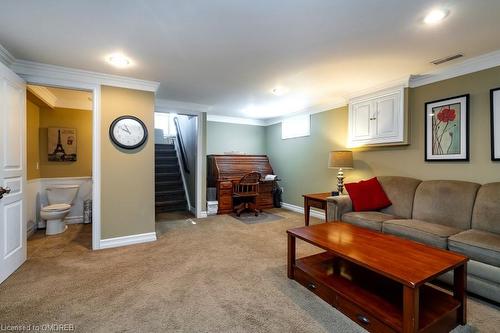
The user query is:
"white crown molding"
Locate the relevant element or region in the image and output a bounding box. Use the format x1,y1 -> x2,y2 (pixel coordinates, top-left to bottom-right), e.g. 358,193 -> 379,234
0,43 -> 15,67
53,97 -> 93,111
281,202 -> 325,220
99,231 -> 157,250
205,100 -> 347,127
27,84 -> 57,108
263,100 -> 347,126
157,98 -> 348,127
156,98 -> 211,114
348,76 -> 410,100
12,60 -> 160,92
207,114 -> 267,126
349,85 -> 405,104
409,49 -> 500,88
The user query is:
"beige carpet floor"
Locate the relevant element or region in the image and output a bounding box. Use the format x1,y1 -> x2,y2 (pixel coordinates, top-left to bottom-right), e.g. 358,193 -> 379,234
0,209 -> 499,333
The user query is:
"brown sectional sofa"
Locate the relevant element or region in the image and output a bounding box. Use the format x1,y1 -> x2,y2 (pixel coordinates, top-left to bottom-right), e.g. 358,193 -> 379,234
326,176 -> 500,303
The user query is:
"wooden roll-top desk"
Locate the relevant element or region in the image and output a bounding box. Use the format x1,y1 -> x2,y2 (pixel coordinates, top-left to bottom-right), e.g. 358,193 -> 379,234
207,155 -> 277,214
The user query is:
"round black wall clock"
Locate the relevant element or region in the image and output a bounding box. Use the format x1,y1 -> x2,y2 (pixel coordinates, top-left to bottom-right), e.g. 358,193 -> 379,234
109,115 -> 148,149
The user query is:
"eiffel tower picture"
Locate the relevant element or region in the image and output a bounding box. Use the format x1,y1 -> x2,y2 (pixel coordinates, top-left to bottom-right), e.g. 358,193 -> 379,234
52,130 -> 66,159
48,128 -> 77,162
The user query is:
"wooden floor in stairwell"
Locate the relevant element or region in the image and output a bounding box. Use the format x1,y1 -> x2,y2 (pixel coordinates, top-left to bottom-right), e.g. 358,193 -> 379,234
155,144 -> 188,213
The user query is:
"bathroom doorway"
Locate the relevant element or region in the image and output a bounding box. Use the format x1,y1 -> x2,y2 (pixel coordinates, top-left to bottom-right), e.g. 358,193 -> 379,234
26,85 -> 94,254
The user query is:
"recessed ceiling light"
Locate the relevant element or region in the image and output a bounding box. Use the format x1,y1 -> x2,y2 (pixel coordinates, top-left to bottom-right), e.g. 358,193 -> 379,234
106,53 -> 132,68
272,86 -> 288,96
424,9 -> 448,25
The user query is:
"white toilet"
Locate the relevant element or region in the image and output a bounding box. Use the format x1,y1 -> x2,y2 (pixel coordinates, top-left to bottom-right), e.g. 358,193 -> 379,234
40,185 -> 79,235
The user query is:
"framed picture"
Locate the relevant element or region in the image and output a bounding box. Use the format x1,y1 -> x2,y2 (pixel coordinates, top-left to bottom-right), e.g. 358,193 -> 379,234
491,88 -> 500,161
48,128 -> 77,162
425,94 -> 469,161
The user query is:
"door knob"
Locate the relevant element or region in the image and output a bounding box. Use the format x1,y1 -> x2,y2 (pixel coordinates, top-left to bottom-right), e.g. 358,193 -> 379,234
0,187 -> 11,199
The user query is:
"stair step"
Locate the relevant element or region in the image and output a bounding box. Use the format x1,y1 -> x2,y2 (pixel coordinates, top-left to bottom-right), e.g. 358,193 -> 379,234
155,181 -> 183,191
155,156 -> 178,162
156,167 -> 179,174
155,180 -> 183,186
155,189 -> 185,200
155,205 -> 188,213
155,199 -> 187,207
155,172 -> 181,181
155,163 -> 179,169
155,151 -> 177,157
155,144 -> 175,150
155,189 -> 185,195
156,195 -> 185,202
156,152 -> 177,156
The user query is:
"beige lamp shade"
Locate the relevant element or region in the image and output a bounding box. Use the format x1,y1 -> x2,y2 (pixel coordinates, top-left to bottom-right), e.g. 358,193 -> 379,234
328,150 -> 353,169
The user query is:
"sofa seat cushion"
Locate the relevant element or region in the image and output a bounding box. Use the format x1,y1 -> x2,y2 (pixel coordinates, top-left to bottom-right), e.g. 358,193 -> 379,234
468,260 -> 500,284
342,211 -> 396,231
382,219 -> 463,249
448,229 -> 500,267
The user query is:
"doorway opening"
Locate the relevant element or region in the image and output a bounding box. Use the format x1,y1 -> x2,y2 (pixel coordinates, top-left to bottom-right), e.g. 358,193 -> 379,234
26,85 -> 93,255
154,112 -> 198,226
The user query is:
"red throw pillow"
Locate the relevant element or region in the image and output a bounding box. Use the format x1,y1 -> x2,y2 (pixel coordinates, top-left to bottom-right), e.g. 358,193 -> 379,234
344,177 -> 392,212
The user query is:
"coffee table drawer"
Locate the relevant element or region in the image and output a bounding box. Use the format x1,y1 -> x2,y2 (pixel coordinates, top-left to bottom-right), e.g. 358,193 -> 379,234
293,268 -> 335,305
335,295 -> 397,333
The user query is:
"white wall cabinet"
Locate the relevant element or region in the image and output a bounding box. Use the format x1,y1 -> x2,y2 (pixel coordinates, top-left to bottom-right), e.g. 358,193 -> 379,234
348,86 -> 406,147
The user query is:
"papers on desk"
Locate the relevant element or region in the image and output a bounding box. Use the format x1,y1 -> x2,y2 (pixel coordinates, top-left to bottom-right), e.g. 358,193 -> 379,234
264,174 -> 277,181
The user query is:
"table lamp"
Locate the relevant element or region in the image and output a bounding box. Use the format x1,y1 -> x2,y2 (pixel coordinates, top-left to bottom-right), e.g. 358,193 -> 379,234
328,150 -> 353,195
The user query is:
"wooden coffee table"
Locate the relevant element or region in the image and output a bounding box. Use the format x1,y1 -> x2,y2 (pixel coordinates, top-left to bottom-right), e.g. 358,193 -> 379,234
287,222 -> 468,333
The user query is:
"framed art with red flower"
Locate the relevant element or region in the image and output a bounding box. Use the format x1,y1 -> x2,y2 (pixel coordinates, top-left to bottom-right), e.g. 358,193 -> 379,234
425,94 -> 469,161
491,87 -> 500,161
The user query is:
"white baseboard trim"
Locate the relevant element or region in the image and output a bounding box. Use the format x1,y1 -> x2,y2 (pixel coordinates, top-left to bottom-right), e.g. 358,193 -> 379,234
27,220 -> 37,238
65,216 -> 83,224
99,232 -> 157,250
198,210 -> 208,218
281,202 -> 326,220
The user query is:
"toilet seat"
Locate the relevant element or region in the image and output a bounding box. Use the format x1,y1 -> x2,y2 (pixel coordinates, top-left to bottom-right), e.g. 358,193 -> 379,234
42,203 -> 71,212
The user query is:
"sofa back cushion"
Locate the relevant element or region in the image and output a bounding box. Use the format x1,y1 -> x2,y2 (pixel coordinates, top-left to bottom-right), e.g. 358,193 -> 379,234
378,176 -> 422,218
471,183 -> 500,234
412,180 -> 480,229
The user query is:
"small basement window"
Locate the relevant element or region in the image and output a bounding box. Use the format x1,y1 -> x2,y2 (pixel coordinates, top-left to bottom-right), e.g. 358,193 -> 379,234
281,114 -> 310,139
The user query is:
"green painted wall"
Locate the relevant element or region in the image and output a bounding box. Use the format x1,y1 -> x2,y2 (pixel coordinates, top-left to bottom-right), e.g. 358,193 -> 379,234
266,65 -> 500,207
207,121 -> 266,155
266,109 -> 348,206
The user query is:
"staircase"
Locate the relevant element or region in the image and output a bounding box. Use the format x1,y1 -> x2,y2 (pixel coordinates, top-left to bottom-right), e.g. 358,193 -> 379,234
155,144 -> 188,213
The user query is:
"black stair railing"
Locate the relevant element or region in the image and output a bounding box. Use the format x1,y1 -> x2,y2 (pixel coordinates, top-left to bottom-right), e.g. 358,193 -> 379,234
173,117 -> 190,174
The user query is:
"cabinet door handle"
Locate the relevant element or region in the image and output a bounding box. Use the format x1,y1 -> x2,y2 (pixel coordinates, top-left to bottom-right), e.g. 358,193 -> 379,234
307,282 -> 317,290
357,314 -> 370,325
369,117 -> 377,120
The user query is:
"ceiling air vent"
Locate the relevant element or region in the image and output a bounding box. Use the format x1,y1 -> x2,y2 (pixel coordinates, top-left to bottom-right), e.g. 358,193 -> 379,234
431,54 -> 463,65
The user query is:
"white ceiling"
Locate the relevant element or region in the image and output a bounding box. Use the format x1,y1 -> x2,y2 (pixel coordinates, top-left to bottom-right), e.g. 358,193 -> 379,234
2,0 -> 500,119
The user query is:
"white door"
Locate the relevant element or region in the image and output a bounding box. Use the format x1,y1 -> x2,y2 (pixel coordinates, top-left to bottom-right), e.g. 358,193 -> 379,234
375,93 -> 399,139
0,62 -> 26,284
350,101 -> 372,141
